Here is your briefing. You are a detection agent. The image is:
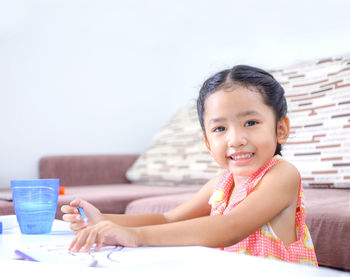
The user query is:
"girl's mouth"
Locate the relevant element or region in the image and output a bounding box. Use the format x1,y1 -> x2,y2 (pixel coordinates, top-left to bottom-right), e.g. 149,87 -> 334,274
229,153 -> 254,160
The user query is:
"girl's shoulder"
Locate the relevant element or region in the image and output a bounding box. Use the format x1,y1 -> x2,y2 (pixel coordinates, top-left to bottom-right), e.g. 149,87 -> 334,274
272,158 -> 300,178
261,158 -> 300,195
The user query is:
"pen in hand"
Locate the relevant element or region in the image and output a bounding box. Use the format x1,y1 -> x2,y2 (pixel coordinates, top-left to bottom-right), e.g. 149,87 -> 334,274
73,197 -> 88,223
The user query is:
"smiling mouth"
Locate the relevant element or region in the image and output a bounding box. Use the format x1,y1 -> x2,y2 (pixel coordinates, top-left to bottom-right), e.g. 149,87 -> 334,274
229,153 -> 254,160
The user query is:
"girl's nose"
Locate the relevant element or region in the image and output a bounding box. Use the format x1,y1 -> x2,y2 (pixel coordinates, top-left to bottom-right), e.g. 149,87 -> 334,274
227,129 -> 247,148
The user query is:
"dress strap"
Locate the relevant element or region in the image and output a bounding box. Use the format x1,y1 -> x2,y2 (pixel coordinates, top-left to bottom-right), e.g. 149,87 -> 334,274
231,155 -> 282,208
209,172 -> 233,215
246,155 -> 282,192
210,155 -> 282,214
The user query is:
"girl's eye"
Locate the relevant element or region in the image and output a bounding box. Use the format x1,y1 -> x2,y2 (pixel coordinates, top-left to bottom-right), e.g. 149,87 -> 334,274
245,120 -> 257,127
214,126 -> 226,132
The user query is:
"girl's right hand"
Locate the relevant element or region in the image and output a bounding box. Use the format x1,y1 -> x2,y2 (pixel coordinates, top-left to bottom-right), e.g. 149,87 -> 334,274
61,198 -> 104,233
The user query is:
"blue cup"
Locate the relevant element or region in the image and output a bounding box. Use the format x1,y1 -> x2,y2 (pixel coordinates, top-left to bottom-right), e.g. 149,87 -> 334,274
11,179 -> 59,234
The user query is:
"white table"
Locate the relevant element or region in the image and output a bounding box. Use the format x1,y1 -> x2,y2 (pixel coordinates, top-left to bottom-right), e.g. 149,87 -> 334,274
0,215 -> 348,277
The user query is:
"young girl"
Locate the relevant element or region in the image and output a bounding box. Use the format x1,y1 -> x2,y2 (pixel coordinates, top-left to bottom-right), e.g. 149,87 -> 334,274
61,65 -> 318,266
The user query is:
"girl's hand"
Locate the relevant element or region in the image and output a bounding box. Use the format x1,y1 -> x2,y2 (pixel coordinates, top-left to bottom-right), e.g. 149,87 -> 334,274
69,220 -> 139,252
61,198 -> 104,233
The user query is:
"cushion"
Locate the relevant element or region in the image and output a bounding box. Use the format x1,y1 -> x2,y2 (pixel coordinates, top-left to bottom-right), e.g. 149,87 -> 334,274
125,106 -> 225,185
304,188 -> 350,270
125,192 -> 196,214
40,154 -> 139,187
274,54 -> 350,188
126,54 -> 350,188
0,200 -> 15,216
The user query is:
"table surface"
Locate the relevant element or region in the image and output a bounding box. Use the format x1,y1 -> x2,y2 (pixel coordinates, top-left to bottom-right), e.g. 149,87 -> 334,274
0,215 -> 348,277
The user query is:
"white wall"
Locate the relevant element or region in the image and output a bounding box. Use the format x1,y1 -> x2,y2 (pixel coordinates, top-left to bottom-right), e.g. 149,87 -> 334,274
1,0 -> 350,188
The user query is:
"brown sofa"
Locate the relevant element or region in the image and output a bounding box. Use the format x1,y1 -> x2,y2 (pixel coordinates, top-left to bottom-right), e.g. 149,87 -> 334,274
1,154 -> 349,271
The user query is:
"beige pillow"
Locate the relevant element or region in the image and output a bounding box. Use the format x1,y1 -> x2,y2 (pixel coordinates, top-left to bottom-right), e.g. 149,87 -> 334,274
125,105 -> 225,186
275,54 -> 350,188
126,54 -> 350,188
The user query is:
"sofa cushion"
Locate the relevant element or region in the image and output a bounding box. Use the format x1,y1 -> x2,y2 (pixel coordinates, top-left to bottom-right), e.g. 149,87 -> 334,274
40,154 -> 139,187
125,105 -> 225,186
0,200 -> 14,216
125,192 -> 196,214
126,54 -> 350,188
303,188 -> 350,270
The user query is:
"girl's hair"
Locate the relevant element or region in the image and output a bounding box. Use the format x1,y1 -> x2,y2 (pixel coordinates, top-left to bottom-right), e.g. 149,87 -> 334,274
197,65 -> 287,155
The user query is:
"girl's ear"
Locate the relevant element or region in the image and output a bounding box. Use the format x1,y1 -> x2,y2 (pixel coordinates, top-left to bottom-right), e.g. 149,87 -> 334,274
277,116 -> 290,144
203,132 -> 211,151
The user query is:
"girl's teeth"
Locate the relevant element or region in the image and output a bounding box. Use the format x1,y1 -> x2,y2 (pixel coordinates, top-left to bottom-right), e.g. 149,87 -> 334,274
231,153 -> 253,160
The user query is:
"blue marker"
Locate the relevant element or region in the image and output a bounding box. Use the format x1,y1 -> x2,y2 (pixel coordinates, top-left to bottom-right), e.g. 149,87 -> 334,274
14,249 -> 39,262
73,197 -> 88,223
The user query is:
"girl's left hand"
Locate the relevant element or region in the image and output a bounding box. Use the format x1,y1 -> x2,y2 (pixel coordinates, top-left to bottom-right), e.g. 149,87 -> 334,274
69,220 -> 140,252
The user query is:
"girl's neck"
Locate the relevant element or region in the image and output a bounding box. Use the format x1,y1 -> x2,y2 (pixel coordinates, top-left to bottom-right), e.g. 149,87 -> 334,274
232,175 -> 250,193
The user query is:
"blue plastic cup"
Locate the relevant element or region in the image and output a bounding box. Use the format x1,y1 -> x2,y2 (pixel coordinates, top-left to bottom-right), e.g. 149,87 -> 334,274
11,179 -> 59,234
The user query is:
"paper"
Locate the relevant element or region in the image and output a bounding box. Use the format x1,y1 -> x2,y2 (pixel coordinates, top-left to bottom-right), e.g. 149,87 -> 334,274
15,242 -> 99,266
2,215 -> 221,268
14,242 -> 210,268
0,214 -> 19,232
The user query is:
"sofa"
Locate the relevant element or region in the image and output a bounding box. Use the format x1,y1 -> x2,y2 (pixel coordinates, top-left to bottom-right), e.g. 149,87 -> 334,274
40,154 -> 202,218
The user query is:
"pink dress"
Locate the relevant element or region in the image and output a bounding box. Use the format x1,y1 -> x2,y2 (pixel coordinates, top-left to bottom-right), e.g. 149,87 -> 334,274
209,155 -> 318,266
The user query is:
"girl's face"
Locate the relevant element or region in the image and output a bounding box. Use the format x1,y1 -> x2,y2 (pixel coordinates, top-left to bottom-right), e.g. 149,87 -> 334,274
203,85 -> 289,177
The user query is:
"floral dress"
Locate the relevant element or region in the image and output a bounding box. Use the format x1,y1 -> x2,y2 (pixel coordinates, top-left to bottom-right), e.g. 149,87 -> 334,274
209,155 -> 318,266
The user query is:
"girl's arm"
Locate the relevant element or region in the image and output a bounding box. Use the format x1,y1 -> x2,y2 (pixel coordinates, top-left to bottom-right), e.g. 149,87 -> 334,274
136,161 -> 299,247
69,161 -> 299,252
102,175 -> 216,226
62,173 -> 220,231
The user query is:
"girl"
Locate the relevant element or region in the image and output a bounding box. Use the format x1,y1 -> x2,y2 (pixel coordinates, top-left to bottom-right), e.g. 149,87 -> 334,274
61,65 -> 318,266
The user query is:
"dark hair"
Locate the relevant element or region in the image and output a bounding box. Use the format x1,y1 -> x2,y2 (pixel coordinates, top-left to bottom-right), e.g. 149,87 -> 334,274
197,65 -> 287,155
